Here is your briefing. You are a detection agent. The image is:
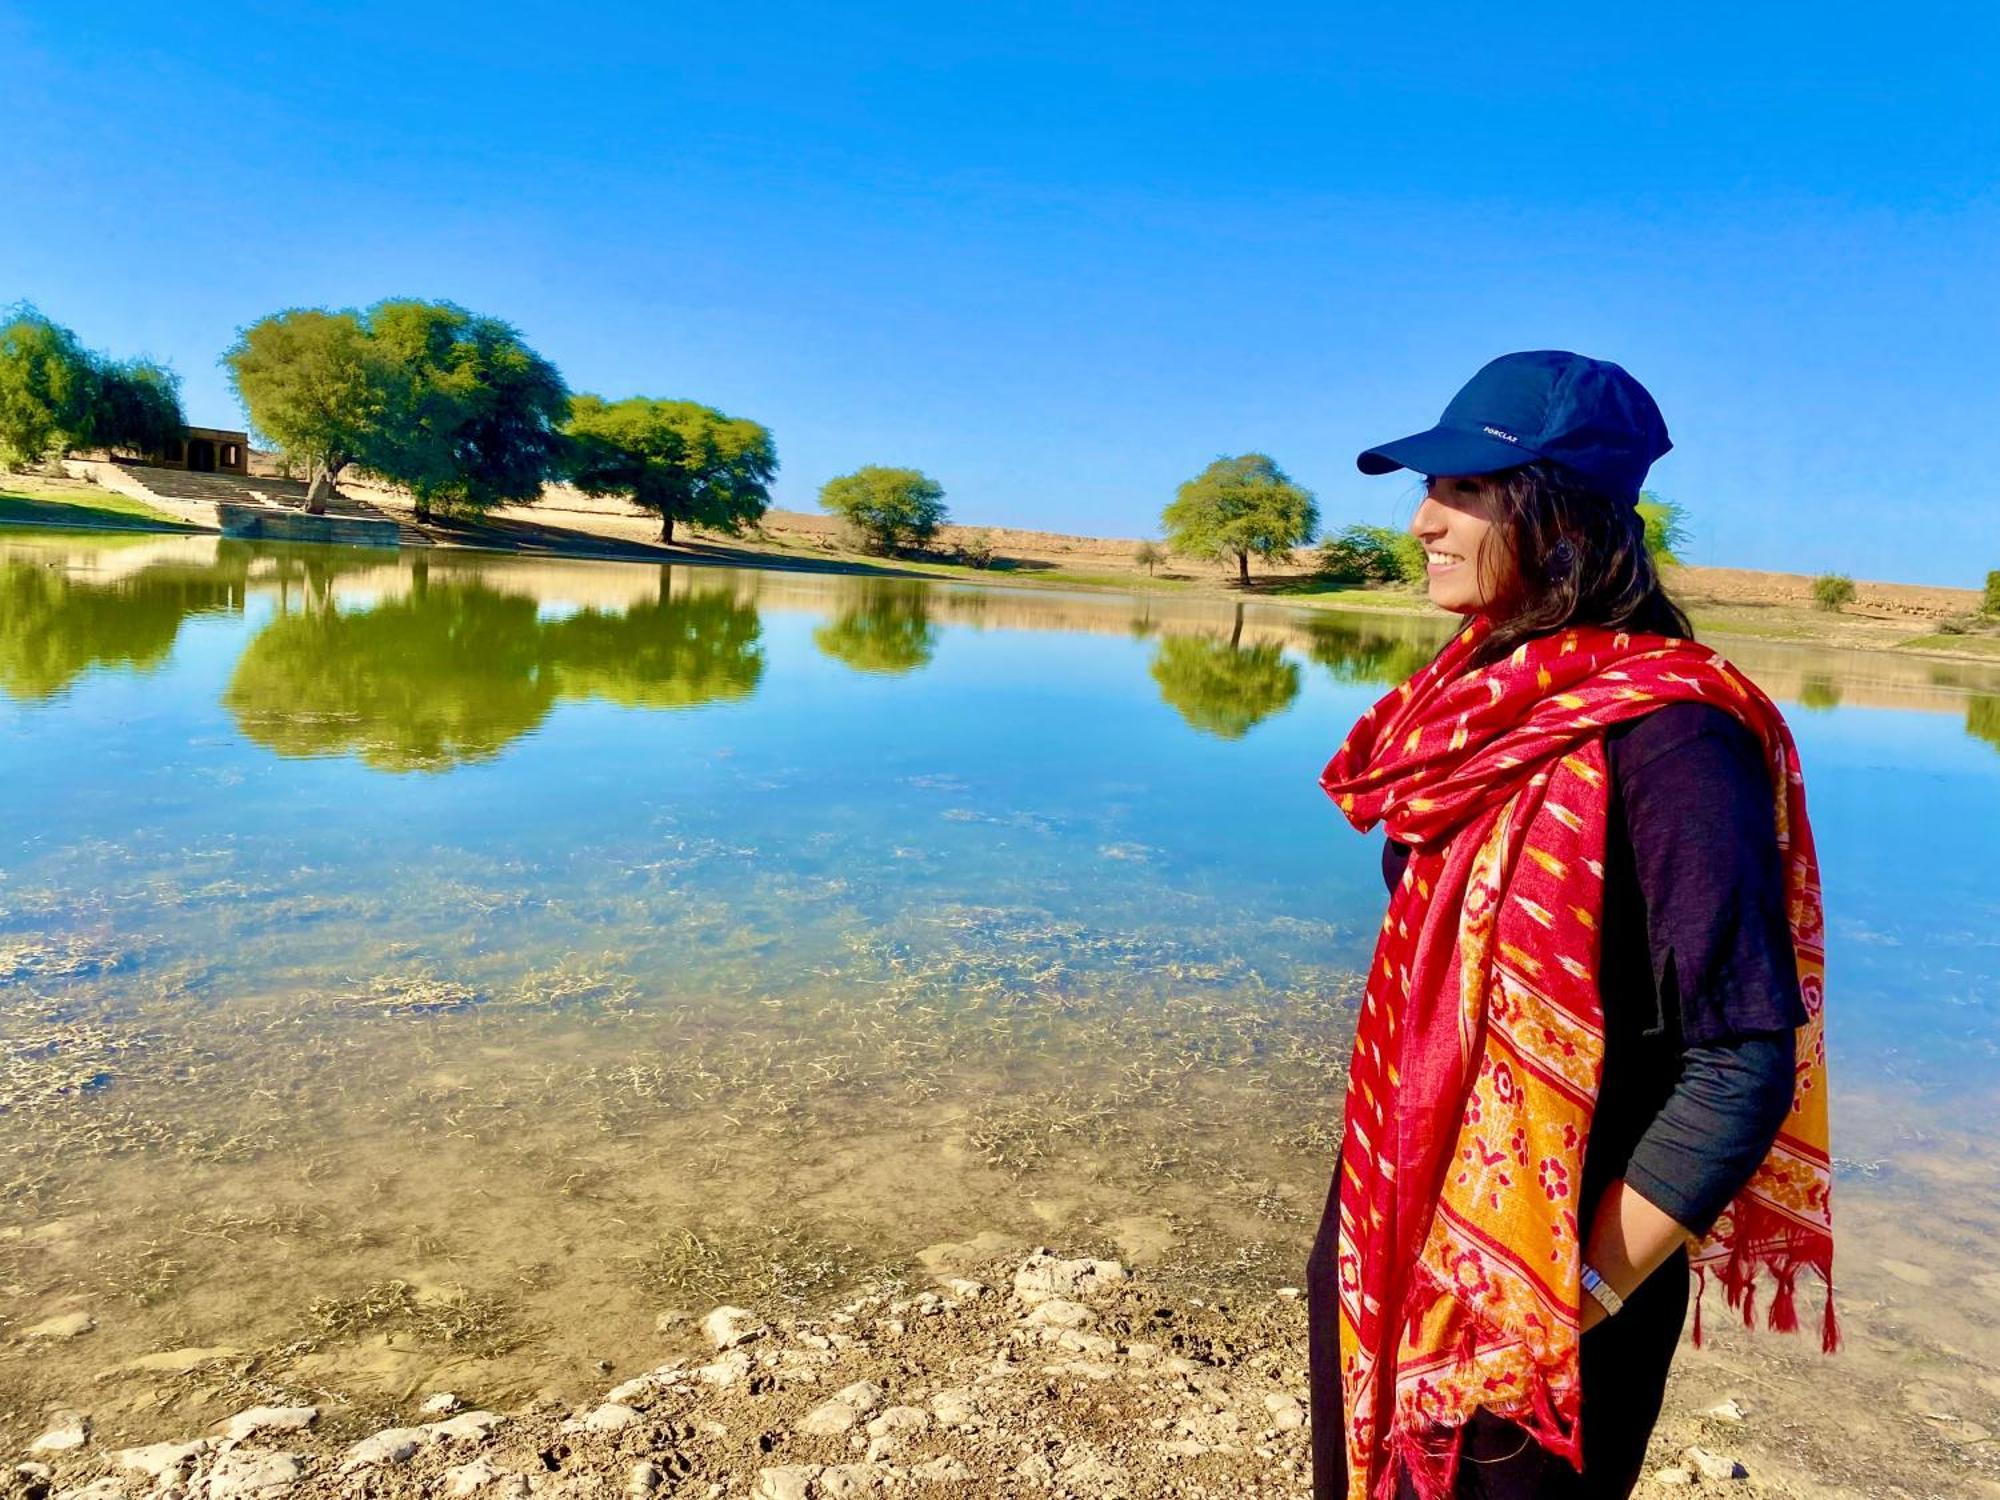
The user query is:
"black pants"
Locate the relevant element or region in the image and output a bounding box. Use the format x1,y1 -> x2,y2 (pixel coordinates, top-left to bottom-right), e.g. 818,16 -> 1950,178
1305,1171 -> 1688,1500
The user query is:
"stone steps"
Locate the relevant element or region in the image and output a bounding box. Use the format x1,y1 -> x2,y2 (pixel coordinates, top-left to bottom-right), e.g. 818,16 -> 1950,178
62,461 -> 430,547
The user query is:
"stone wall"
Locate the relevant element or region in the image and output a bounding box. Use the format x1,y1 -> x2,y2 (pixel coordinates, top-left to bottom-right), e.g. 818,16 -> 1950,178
216,503 -> 398,548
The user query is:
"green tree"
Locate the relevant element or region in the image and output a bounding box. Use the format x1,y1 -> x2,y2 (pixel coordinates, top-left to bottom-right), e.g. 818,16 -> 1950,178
1317,524 -> 1425,587
89,359 -> 186,460
1150,630 -> 1301,739
1636,492 -> 1691,565
1,306 -> 188,468
1812,573 -> 1856,612
223,308 -> 389,512
819,466 -> 948,554
363,300 -> 570,522
1162,454 -> 1318,585
1983,570 -> 1999,617
0,305 -> 98,466
226,300 -> 570,520
813,582 -> 938,674
565,395 -> 777,544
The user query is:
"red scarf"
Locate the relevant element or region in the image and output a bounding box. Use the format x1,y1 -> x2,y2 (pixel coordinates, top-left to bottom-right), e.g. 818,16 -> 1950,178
1319,618 -> 1835,1500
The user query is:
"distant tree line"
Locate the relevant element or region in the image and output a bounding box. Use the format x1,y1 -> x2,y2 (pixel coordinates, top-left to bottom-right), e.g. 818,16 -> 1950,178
0,304 -> 187,467
4,296 -> 959,553
221,301 -> 760,531
12,295 -> 1722,585
221,301 -> 980,549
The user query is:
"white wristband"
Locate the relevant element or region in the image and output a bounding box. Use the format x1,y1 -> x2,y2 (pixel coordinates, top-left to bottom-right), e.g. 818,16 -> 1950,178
1581,1263 -> 1625,1318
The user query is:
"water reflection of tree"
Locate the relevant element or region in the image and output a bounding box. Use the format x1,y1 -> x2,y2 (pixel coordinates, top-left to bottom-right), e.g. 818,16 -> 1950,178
0,558 -> 243,701
546,591 -> 764,708
1798,673 -> 1843,712
1967,695 -> 2000,753
1150,629 -> 1301,739
225,582 -> 558,772
1303,614 -> 1444,687
224,574 -> 765,772
813,582 -> 938,675
226,541 -> 391,612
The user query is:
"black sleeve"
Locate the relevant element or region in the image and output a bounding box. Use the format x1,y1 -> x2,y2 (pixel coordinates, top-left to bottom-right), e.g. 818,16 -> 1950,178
1613,702 -> 1808,1046
1381,836 -> 1410,895
1624,1031 -> 1796,1234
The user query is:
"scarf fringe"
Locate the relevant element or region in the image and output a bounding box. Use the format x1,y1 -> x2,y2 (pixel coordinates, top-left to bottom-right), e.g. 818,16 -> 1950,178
1692,1199 -> 1839,1354
1377,1269 -> 1585,1500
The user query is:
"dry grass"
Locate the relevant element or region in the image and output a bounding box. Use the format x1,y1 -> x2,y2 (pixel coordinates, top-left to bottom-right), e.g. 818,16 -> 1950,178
304,1279 -> 535,1357
331,968 -> 482,1014
629,1219 -> 879,1310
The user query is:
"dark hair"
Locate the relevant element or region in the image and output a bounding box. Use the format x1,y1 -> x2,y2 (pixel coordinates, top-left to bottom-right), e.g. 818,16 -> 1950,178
1448,460 -> 1692,666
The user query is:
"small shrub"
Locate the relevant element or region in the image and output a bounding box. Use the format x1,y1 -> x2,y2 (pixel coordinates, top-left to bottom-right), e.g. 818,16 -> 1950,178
1984,570 -> 2000,616
1812,574 -> 1856,612
1317,524 -> 1425,587
1388,532 -> 1428,585
1133,540 -> 1165,577
959,531 -> 996,569
1636,492 -> 1691,565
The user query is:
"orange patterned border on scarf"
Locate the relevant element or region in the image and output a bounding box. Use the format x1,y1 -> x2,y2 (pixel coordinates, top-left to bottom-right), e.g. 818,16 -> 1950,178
1319,619 -> 1834,1500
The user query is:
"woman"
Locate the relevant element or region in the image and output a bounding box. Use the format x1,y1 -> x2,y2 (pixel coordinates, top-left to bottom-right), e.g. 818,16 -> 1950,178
1305,352 -> 1835,1500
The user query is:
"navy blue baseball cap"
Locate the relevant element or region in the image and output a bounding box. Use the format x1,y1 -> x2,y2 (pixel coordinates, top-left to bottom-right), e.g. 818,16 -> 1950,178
1356,350 -> 1671,504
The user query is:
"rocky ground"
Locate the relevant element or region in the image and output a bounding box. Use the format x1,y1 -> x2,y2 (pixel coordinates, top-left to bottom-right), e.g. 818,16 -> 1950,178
7,1248 -> 1801,1500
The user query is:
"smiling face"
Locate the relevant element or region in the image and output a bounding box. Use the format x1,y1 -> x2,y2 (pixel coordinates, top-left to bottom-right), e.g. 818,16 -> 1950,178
1411,474 -> 1522,616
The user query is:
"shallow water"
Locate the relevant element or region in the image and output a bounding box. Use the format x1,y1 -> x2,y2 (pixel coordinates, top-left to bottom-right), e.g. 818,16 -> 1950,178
2,532 -> 1997,1439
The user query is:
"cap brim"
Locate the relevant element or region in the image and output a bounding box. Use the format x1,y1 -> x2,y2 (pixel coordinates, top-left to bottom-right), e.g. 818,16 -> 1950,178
1356,425 -> 1540,479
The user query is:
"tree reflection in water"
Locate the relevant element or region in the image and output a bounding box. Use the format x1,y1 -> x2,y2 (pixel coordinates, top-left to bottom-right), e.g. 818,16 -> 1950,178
1798,673 -> 1843,712
1149,607 -> 1301,740
1301,613 -> 1445,688
224,571 -> 765,772
224,582 -> 556,772
0,557 -> 243,702
813,580 -> 938,675
1968,694 -> 2000,754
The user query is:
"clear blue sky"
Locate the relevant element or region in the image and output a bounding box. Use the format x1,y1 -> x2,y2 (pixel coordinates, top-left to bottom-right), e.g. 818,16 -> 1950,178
4,2 -> 1995,585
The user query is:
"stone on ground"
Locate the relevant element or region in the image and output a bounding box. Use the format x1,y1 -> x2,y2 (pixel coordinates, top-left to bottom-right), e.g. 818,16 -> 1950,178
29,1413 -> 89,1455
701,1306 -> 768,1350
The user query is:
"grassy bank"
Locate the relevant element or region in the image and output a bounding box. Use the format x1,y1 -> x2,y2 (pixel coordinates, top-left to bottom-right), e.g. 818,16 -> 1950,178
0,481 -> 201,533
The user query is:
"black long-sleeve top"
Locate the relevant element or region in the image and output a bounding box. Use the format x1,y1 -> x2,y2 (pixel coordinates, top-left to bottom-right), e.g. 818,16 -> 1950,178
1381,701 -> 1806,1235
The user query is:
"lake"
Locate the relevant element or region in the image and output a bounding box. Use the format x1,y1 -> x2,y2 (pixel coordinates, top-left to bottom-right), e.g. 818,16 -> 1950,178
3,531 -> 1998,1450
